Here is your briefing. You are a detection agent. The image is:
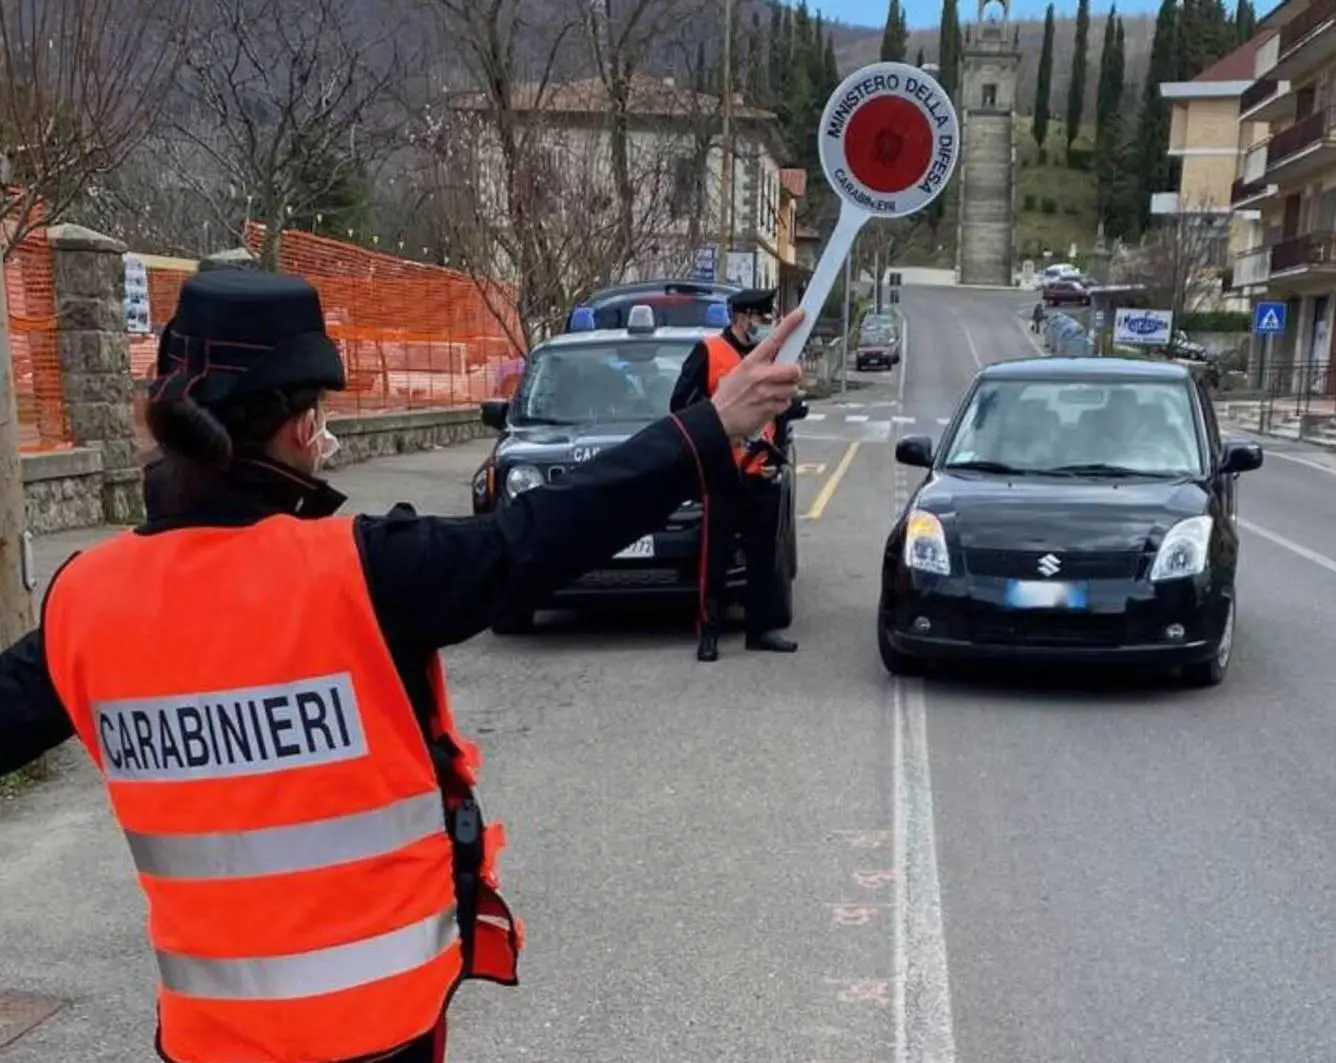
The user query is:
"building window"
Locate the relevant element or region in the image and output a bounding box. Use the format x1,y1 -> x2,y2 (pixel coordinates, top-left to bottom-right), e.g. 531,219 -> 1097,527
669,156 -> 696,220
982,83 -> 998,107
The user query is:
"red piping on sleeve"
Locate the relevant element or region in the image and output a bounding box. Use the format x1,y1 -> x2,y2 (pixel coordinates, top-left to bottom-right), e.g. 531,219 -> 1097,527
669,412 -> 711,631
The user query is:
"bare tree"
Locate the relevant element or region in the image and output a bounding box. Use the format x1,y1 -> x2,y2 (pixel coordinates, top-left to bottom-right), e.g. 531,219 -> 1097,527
167,0 -> 409,268
1115,197 -> 1232,318
0,0 -> 187,254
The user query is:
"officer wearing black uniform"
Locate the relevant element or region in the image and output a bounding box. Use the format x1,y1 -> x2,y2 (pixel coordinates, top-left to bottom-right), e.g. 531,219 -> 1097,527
670,288 -> 799,662
0,270 -> 806,1063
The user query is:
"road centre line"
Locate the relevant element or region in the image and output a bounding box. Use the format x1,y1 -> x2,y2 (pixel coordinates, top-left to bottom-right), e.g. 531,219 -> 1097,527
961,325 -> 982,369
802,441 -> 860,520
892,677 -> 956,1063
1239,517 -> 1336,576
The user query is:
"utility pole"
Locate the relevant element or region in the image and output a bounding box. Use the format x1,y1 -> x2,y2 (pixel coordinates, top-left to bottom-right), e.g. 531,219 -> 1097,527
840,248 -> 852,395
716,0 -> 734,283
0,265 -> 35,650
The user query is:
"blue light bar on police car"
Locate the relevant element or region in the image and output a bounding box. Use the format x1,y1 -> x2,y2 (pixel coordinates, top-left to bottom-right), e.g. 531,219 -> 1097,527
569,307 -> 596,331
704,302 -> 729,328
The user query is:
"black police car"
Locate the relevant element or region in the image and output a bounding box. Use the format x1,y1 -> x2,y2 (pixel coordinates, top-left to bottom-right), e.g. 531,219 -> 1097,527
878,357 -> 1263,686
473,302 -> 805,633
565,279 -> 744,331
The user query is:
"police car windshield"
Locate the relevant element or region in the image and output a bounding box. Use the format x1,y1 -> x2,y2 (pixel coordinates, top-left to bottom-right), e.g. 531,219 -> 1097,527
942,379 -> 1205,477
513,339 -> 696,426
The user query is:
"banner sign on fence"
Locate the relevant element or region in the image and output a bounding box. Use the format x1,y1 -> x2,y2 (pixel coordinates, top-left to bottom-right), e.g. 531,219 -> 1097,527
1113,307 -> 1173,346
123,253 -> 152,334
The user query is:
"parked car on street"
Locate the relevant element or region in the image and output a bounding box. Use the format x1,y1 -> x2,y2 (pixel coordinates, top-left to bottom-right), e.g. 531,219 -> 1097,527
1042,278 -> 1092,307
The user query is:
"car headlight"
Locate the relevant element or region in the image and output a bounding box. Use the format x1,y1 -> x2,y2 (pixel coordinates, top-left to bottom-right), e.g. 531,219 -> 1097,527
903,509 -> 951,576
1149,515 -> 1213,581
504,464 -> 544,498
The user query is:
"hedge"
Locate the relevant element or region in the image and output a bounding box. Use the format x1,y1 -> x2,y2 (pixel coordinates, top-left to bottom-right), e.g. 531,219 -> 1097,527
1179,310 -> 1251,333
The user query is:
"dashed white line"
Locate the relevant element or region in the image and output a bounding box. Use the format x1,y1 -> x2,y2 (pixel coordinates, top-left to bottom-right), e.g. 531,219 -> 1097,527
935,417 -> 950,426
806,412 -> 827,421
961,325 -> 982,369
847,414 -> 870,422
892,415 -> 916,425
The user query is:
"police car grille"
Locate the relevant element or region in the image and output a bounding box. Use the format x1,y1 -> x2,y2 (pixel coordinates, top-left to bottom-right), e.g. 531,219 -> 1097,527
969,610 -> 1126,647
574,567 -> 682,588
963,549 -> 1141,580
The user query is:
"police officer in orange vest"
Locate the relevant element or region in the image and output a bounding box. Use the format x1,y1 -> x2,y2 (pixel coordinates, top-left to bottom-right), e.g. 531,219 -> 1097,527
670,288 -> 799,662
0,269 -> 804,1063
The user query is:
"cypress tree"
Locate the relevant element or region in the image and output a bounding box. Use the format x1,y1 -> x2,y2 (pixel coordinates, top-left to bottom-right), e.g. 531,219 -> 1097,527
938,0 -> 962,99
915,45 -> 925,66
1235,0 -> 1256,41
881,0 -> 909,62
1066,0 -> 1091,155
1032,4 -> 1055,148
744,9 -> 766,103
1136,0 -> 1179,232
1095,8 -> 1127,225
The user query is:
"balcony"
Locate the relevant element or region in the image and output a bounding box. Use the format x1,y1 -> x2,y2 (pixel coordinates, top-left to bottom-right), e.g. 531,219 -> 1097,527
1232,142 -> 1276,206
1239,77 -> 1293,122
1265,106 -> 1336,181
1275,0 -> 1336,78
1232,246 -> 1271,289
1270,230 -> 1336,277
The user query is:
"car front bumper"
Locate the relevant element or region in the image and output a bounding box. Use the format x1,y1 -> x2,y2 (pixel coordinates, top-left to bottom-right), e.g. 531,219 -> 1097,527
881,568 -> 1230,666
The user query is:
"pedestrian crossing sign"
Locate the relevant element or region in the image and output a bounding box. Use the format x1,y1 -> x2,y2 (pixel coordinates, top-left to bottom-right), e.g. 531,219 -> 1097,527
1253,301 -> 1286,335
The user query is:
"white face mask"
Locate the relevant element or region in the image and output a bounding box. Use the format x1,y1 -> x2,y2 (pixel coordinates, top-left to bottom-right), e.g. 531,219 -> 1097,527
303,409 -> 341,470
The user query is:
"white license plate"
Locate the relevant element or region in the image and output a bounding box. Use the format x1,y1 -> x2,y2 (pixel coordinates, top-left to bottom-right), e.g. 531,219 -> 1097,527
1004,580 -> 1088,609
614,535 -> 655,560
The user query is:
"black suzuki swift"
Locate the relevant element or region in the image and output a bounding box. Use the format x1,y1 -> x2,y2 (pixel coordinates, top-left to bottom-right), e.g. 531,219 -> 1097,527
878,358 -> 1263,686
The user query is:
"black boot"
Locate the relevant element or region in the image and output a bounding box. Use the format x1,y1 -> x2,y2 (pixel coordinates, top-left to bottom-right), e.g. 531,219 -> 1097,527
746,631 -> 798,653
696,627 -> 720,662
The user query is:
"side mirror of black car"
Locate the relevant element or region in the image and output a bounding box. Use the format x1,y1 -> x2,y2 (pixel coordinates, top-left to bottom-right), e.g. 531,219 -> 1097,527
1219,440 -> 1263,474
895,434 -> 934,468
480,399 -> 510,431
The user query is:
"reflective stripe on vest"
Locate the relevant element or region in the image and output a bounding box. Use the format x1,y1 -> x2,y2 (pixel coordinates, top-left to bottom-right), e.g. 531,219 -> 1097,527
42,515 -> 502,1063
703,333 -> 776,474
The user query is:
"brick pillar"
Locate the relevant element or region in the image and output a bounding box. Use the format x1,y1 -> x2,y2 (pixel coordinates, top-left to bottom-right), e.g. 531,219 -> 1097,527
47,224 -> 145,524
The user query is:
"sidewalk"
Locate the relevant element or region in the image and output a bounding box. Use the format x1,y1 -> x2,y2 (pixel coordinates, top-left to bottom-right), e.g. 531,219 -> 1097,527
0,440 -> 493,1063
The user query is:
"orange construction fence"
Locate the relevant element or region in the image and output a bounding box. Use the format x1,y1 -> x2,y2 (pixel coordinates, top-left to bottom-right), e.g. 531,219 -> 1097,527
242,224 -> 526,415
4,224 -> 71,452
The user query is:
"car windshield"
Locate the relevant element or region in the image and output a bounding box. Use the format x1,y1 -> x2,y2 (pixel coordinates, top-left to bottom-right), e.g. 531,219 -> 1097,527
512,339 -> 695,425
941,378 -> 1204,477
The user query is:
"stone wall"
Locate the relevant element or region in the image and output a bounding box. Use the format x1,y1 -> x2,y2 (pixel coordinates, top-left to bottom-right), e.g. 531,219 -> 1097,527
17,227 -> 492,531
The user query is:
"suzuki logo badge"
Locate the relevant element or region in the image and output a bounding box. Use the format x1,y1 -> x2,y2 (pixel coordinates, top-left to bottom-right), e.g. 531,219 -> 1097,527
1037,553 -> 1061,577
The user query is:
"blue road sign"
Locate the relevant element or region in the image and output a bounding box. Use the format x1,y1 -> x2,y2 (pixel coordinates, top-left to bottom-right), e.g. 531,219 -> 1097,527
1253,301 -> 1287,335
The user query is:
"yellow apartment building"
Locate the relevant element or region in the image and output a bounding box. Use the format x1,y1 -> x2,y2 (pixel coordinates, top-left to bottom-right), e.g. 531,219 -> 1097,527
1231,4 -> 1336,392
1158,38 -> 1265,313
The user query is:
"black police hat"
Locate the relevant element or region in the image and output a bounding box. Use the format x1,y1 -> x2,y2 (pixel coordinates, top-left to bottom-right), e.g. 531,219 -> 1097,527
151,269 -> 346,406
727,288 -> 777,316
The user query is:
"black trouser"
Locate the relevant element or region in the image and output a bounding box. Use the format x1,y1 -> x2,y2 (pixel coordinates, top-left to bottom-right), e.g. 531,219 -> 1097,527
700,471 -> 785,635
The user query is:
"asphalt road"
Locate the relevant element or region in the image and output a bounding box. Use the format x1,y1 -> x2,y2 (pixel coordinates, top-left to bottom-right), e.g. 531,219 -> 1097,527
7,286 -> 1336,1062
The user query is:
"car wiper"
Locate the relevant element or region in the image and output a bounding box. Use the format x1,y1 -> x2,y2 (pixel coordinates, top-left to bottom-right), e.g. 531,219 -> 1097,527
943,459 -> 1027,474
1042,462 -> 1164,477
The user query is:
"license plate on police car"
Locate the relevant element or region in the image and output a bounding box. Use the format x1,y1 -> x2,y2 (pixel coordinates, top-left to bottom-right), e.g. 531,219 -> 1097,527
1003,580 -> 1088,609
614,536 -> 655,559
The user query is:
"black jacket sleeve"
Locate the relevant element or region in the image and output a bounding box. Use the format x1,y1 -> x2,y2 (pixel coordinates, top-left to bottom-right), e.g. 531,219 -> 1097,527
0,629 -> 73,776
669,342 -> 710,413
358,400 -> 736,655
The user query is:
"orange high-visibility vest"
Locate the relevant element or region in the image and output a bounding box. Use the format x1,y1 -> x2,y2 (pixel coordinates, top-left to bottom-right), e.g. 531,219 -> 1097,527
703,333 -> 777,475
43,515 -> 522,1063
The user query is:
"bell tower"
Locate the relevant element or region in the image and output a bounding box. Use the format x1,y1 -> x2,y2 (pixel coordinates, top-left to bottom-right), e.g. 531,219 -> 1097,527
955,0 -> 1020,287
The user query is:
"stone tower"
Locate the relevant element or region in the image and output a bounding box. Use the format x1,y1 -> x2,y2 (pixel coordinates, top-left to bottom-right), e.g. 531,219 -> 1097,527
955,0 -> 1021,287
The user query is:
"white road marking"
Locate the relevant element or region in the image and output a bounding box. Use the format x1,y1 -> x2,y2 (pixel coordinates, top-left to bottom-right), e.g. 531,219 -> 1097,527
892,677 -> 956,1063
935,417 -> 950,426
1262,446 -> 1336,477
806,412 -> 827,421
1239,518 -> 1336,576
847,414 -> 870,422
892,415 -> 916,425
961,325 -> 982,368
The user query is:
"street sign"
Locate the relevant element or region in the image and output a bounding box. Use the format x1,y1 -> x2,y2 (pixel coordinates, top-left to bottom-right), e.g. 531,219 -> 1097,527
693,246 -> 715,281
888,271 -> 902,287
1113,307 -> 1173,346
1253,301 -> 1286,335
774,61 -> 960,365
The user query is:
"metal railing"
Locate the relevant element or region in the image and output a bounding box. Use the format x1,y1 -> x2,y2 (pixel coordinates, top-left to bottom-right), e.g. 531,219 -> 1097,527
1270,230 -> 1336,272
1257,357 -> 1334,429
1267,106 -> 1336,167
1279,0 -> 1336,57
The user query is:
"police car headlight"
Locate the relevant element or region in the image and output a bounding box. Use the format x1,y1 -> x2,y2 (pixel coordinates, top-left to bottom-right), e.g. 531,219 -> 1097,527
1149,515 -> 1212,581
505,464 -> 544,498
903,509 -> 951,576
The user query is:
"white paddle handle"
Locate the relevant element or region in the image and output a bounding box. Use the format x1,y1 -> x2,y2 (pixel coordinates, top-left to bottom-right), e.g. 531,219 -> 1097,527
774,206 -> 869,366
